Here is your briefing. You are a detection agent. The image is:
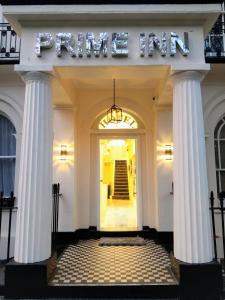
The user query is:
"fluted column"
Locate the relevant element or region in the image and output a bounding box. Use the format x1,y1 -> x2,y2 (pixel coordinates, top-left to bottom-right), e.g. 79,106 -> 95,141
14,71 -> 53,263
173,71 -> 213,263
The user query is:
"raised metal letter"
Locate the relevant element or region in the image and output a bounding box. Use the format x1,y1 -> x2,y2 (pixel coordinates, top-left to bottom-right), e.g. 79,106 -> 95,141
170,32 -> 189,56
77,33 -> 85,57
55,33 -> 76,57
112,32 -> 128,57
35,33 -> 54,57
139,33 -> 146,57
86,32 -> 108,57
148,32 -> 167,56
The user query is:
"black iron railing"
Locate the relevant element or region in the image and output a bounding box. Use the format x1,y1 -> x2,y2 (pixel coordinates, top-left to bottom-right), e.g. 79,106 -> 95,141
1,17 -> 225,64
0,192 -> 17,262
52,183 -> 61,233
0,23 -> 20,64
0,185 -> 61,262
205,11 -> 225,63
210,191 -> 225,267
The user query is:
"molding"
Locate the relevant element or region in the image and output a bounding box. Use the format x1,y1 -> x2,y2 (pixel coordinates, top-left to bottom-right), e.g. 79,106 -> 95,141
22,71 -> 53,83
171,70 -> 207,83
153,104 -> 172,111
15,65 -> 53,73
1,0 -> 222,4
53,105 -> 75,111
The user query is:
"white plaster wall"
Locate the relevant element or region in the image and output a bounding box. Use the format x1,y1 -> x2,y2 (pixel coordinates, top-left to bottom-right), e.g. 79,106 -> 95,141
154,109 -> 173,231
202,84 -> 225,259
76,88 -> 155,229
53,108 -> 76,231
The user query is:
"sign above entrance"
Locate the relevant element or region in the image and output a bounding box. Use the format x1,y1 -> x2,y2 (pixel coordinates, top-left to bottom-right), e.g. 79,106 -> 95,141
99,112 -> 138,129
35,31 -> 190,58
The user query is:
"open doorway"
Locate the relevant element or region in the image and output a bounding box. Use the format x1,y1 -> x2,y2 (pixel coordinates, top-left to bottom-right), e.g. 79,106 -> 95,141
99,138 -> 137,231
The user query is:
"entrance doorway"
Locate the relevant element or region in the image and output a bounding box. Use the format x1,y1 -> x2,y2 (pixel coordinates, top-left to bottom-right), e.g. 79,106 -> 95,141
99,138 -> 137,231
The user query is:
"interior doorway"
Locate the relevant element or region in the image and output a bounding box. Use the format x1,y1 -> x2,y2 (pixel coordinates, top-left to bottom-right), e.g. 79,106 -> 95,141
99,138 -> 137,231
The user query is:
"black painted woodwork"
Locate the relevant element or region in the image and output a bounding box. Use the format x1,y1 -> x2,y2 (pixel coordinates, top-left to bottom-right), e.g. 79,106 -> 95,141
179,261 -> 223,300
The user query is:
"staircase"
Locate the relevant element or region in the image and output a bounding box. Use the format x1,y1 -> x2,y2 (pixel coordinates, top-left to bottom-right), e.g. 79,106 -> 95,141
112,160 -> 130,200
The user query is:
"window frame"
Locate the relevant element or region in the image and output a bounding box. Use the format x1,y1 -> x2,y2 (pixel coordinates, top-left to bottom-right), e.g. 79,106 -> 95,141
214,116 -> 225,193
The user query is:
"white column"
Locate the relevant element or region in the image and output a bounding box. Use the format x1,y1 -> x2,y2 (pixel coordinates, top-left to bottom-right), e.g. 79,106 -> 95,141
14,71 -> 53,263
173,71 -> 213,264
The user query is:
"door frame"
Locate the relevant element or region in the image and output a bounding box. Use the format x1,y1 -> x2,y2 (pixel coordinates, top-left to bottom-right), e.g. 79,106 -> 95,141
94,133 -> 143,231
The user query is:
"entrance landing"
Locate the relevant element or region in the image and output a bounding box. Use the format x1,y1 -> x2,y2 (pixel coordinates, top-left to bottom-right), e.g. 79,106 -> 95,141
50,239 -> 177,286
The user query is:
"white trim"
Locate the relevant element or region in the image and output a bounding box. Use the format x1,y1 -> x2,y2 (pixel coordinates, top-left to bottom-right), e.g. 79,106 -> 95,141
94,133 -> 143,231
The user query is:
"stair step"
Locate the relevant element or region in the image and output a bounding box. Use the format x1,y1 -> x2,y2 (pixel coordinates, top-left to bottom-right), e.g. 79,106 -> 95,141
113,160 -> 129,200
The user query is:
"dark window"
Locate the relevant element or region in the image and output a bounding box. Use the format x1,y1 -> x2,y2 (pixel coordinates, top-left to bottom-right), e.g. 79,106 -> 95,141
0,115 -> 16,196
214,116 -> 225,193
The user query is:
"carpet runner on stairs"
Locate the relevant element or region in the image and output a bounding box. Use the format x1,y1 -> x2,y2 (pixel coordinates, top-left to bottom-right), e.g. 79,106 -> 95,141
112,160 -> 130,200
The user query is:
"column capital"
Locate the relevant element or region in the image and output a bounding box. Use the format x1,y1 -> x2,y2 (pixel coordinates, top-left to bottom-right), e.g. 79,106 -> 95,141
14,65 -> 54,82
22,71 -> 52,83
171,70 -> 206,84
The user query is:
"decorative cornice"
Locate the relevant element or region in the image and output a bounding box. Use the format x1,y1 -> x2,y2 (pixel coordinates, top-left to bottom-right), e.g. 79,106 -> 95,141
1,0 -> 221,4
171,70 -> 206,83
22,71 -> 52,83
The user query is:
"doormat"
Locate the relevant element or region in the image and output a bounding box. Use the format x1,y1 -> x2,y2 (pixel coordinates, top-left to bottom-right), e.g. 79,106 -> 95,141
99,237 -> 146,246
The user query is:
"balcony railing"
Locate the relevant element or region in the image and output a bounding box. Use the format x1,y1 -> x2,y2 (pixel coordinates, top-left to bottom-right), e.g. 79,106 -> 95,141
0,23 -> 20,64
205,2 -> 225,63
0,16 -> 225,64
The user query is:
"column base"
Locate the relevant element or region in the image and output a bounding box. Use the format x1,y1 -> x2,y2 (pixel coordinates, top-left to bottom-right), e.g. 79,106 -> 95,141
171,254 -> 223,300
4,253 -> 57,299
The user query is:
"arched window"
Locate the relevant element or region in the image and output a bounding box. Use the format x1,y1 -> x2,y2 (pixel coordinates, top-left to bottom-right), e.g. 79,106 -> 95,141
0,115 -> 16,196
99,112 -> 138,129
214,116 -> 225,193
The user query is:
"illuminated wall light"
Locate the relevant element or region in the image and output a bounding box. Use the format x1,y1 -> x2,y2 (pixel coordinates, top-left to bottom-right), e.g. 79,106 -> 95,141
164,144 -> 173,160
60,144 -> 68,160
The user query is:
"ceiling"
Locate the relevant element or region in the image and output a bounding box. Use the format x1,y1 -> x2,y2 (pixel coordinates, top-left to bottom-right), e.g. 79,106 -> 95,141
54,65 -> 171,106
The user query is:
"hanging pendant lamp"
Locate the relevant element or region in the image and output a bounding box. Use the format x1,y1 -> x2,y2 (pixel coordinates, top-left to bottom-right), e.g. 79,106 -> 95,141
107,79 -> 123,123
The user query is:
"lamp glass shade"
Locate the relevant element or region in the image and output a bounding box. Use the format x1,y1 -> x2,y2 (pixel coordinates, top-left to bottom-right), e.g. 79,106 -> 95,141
164,144 -> 173,160
107,104 -> 123,123
60,145 -> 68,160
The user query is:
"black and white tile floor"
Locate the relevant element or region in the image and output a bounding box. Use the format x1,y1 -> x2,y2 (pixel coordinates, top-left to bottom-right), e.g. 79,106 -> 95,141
51,239 -> 177,286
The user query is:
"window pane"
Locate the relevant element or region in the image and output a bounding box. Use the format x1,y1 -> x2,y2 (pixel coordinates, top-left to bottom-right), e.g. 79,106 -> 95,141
216,171 -> 220,193
220,123 -> 225,138
99,112 -> 138,129
214,119 -> 224,138
0,115 -> 16,156
0,158 -> 15,195
221,171 -> 225,192
220,140 -> 225,168
215,141 -> 219,168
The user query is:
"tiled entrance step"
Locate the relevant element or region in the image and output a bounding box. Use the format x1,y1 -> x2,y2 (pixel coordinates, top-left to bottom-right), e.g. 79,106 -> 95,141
48,239 -> 178,298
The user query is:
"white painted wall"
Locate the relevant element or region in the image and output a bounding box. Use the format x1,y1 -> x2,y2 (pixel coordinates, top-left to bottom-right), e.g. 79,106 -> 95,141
76,88 -> 154,229
202,84 -> 225,259
154,109 -> 173,231
53,108 -> 77,231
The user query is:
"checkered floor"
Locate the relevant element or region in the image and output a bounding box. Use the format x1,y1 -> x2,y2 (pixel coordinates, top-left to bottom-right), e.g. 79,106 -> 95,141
50,239 -> 177,286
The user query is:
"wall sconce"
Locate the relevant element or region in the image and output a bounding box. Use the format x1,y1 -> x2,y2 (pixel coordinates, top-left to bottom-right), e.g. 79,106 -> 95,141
164,144 -> 173,160
60,145 -> 68,160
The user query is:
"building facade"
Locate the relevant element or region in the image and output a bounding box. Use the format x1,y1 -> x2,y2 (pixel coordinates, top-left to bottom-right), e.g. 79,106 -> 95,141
0,1 -> 224,299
